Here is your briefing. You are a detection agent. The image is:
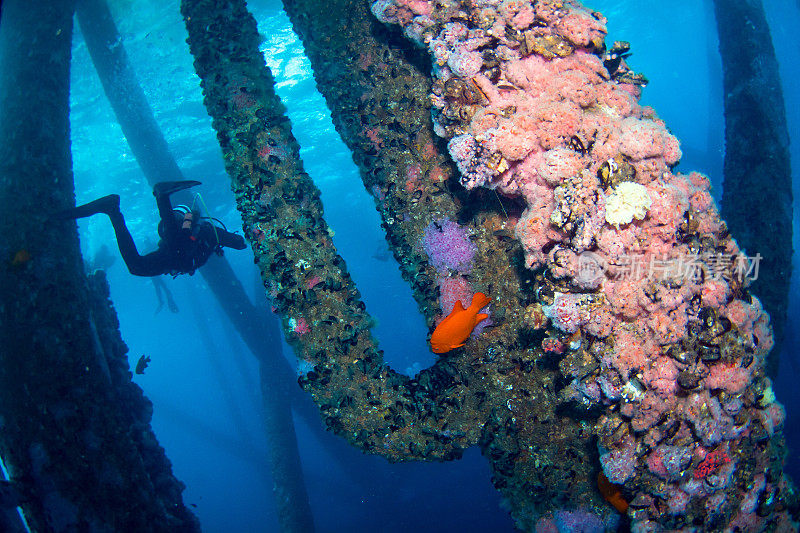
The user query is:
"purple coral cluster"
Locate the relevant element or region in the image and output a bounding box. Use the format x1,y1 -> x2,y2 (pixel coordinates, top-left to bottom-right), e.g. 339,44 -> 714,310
535,509 -> 616,533
422,218 -> 476,273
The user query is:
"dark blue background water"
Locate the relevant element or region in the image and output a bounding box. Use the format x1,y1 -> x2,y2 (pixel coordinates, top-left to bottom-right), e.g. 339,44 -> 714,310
67,0 -> 800,530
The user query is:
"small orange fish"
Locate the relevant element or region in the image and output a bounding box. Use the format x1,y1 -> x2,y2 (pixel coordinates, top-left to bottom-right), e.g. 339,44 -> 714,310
11,249 -> 31,266
430,292 -> 491,354
597,472 -> 628,514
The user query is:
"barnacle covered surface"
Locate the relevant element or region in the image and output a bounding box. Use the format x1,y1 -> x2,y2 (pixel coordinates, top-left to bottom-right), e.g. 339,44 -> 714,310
181,0 -> 798,530
371,0 -> 798,529
183,0 -> 609,528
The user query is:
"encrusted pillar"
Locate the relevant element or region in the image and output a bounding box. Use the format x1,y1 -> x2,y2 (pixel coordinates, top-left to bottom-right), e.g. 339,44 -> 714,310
280,0 -> 601,524
181,0 -> 483,460
0,1 -> 199,530
181,0 -> 800,528
182,0 -> 603,529
364,0 -> 799,529
76,0 -> 315,529
714,0 -> 792,372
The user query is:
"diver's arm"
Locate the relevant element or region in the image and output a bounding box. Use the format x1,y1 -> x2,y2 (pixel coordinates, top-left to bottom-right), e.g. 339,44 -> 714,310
217,229 -> 246,250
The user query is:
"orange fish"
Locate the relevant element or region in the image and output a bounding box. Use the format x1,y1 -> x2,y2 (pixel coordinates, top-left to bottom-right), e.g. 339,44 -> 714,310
597,472 -> 628,514
11,249 -> 31,266
430,292 -> 491,353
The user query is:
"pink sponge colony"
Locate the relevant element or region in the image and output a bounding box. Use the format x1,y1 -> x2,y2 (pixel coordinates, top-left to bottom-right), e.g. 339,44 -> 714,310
422,218 -> 477,273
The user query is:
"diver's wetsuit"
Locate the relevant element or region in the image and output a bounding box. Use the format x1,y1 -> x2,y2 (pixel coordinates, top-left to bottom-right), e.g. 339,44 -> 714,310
59,181 -> 246,277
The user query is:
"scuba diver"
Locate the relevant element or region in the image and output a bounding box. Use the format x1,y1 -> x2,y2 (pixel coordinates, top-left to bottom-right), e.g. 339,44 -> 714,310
152,276 -> 180,314
58,180 -> 246,277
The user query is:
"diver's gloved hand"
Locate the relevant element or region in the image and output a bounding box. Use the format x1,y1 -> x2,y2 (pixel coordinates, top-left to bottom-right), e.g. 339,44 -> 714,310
220,231 -> 247,250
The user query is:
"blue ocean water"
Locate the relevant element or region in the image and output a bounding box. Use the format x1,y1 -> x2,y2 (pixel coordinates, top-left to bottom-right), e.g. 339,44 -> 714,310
66,0 -> 800,530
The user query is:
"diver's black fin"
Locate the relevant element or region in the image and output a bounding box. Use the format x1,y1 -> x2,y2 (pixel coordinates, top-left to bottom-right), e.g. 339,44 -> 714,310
55,194 -> 120,220
153,180 -> 201,197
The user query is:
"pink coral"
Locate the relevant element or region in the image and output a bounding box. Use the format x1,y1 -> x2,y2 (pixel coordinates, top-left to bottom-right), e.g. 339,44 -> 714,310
606,323 -> 649,378
404,0 -> 432,16
603,279 -> 644,319
446,134 -> 494,189
682,392 -> 733,446
617,117 -> 681,163
437,275 -> 491,336
542,337 -> 565,354
643,356 -> 679,399
542,293 -> 592,333
631,394 -> 673,433
645,184 -> 688,226
700,279 -> 729,308
760,402 -> 786,437
727,511 -> 764,533
740,474 -> 766,514
437,276 -> 473,316
535,517 -> 559,533
645,445 -> 692,481
507,2 -> 535,29
292,317 -> 310,336
753,314 -> 774,355
531,148 -> 586,186
448,48 -> 483,77
704,363 -> 751,394
666,488 -> 689,514
723,298 -> 759,330
645,305 -> 688,345
554,7 -> 606,47
705,491 -> 728,515
553,509 -> 606,533
486,119 -> 541,161
599,437 -> 636,484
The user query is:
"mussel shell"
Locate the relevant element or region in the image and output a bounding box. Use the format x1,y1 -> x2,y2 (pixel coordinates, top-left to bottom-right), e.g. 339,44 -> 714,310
677,371 -> 702,390
699,343 -> 721,362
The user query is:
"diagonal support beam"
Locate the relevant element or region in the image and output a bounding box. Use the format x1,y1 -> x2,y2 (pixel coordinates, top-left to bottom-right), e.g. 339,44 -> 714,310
75,0 -> 316,530
181,0 -> 482,462
714,0 -> 792,373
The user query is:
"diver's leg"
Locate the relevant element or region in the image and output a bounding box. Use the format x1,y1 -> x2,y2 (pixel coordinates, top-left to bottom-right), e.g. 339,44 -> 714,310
58,193 -> 170,276
155,190 -> 176,226
152,277 -> 166,314
106,210 -> 168,277
130,250 -> 172,277
55,194 -> 120,219
154,188 -> 180,250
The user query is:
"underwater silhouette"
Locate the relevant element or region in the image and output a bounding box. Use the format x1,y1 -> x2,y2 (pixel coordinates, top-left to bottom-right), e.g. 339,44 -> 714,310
58,180 -> 246,277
